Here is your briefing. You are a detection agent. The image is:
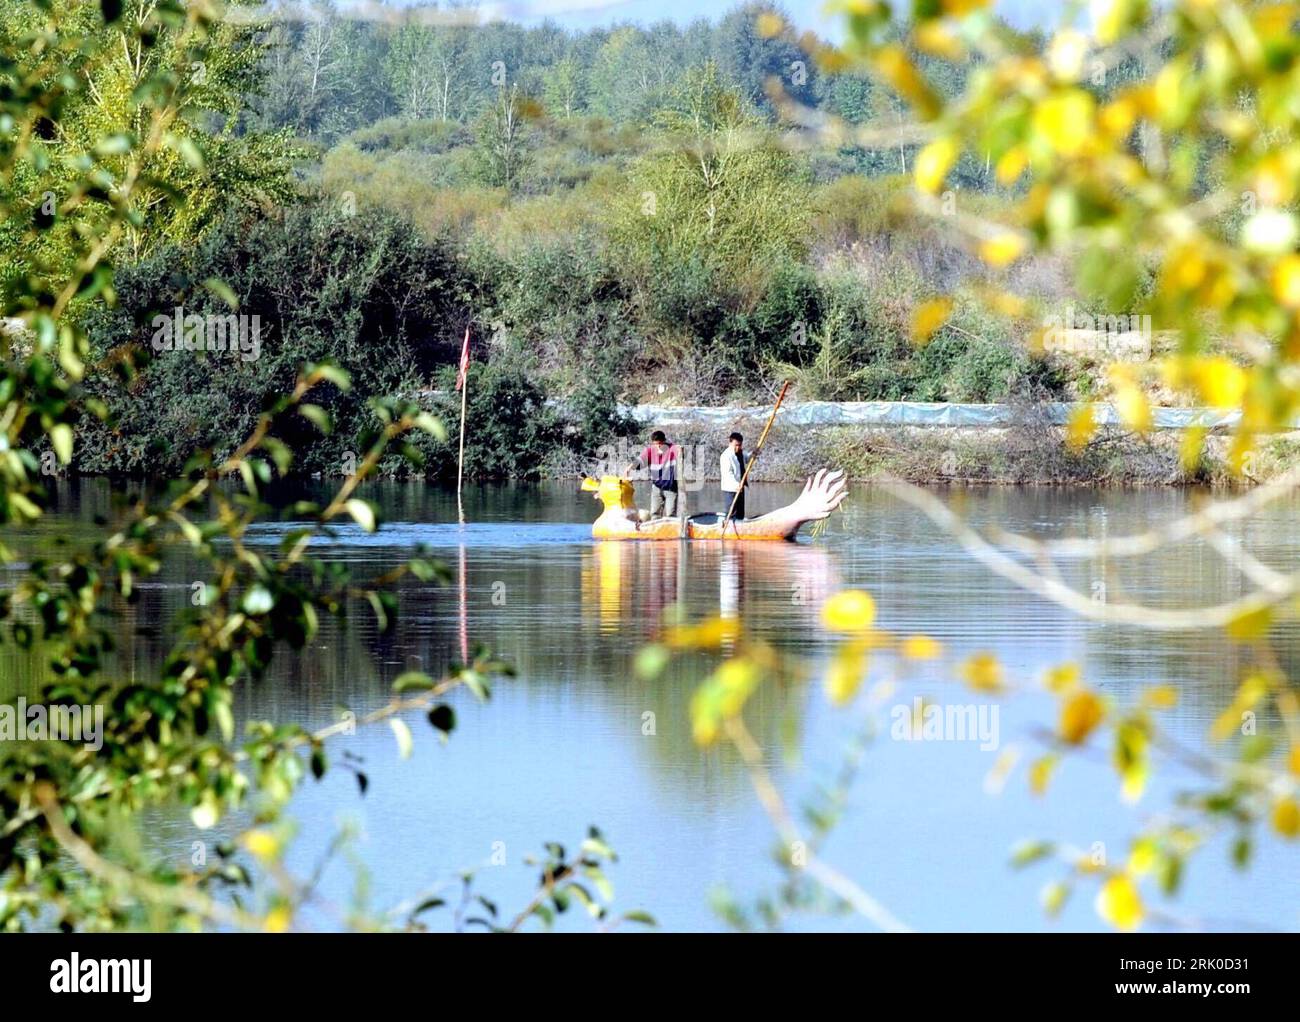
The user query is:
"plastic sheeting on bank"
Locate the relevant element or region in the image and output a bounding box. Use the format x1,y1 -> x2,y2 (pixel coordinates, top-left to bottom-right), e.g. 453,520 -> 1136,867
624,401 -> 1252,431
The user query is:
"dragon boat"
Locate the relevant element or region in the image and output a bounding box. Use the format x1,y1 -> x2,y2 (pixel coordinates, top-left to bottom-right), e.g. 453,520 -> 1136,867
582,468 -> 848,541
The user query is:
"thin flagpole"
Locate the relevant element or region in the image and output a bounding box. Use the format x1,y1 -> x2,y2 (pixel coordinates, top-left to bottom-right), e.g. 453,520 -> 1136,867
456,327 -> 469,525
457,379 -> 468,525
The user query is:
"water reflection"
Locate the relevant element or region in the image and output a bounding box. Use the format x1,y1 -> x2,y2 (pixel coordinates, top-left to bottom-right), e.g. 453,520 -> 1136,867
582,539 -> 839,638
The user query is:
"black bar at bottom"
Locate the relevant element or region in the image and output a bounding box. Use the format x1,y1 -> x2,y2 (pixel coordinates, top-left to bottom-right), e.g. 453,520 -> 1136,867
0,932 -> 1286,1010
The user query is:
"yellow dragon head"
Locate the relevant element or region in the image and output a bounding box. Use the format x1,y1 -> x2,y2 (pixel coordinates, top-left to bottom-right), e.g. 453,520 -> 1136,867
581,475 -> 635,513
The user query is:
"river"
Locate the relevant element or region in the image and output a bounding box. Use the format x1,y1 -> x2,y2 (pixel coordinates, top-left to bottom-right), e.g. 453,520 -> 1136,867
4,477 -> 1299,932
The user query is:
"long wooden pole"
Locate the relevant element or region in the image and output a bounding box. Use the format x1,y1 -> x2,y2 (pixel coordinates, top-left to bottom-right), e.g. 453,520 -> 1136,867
457,375 -> 468,525
721,380 -> 790,538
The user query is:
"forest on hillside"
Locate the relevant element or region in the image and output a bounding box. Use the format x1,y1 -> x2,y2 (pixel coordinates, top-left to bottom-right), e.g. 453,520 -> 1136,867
7,0 -> 1152,480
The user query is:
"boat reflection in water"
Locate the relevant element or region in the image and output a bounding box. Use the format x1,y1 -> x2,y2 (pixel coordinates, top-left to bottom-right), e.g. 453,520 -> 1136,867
582,538 -> 841,640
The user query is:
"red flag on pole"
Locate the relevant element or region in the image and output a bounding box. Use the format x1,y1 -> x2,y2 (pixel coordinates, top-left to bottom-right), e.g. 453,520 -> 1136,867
455,327 -> 470,391
456,326 -> 470,525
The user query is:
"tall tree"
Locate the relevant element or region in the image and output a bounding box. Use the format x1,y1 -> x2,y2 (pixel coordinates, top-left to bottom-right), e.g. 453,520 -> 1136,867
611,61 -> 811,289
542,55 -> 584,120
471,83 -> 530,192
587,27 -> 671,123
384,24 -> 443,120
0,0 -> 303,292
712,3 -> 817,114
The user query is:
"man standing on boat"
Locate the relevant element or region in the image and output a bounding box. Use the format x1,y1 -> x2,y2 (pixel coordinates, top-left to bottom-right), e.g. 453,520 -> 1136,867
626,430 -> 680,518
720,432 -> 749,520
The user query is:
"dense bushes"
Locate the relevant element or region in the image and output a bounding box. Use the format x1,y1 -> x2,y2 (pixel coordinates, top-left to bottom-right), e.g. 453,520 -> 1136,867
75,200 -> 640,480
77,202 -> 474,477
412,364 -> 565,480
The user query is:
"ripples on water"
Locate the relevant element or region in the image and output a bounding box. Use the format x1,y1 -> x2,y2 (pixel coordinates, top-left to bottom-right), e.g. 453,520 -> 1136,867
4,478 -> 1299,931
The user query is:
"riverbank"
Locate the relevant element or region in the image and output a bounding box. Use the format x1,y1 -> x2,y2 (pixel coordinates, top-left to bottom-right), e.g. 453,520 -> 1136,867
552,411 -> 1300,488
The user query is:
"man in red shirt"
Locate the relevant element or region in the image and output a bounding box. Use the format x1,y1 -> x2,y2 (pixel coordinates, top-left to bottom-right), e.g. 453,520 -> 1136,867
625,430 -> 680,518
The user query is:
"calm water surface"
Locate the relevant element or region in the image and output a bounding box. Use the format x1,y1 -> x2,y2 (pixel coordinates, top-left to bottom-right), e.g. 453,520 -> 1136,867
6,478 -> 1300,932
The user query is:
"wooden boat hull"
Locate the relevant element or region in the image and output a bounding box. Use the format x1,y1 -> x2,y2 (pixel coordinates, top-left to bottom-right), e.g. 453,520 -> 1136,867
584,469 -> 848,542
593,513 -> 798,541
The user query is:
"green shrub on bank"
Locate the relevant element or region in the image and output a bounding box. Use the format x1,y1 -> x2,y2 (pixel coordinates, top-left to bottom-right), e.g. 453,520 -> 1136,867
77,202 -> 474,478
413,364 -> 562,480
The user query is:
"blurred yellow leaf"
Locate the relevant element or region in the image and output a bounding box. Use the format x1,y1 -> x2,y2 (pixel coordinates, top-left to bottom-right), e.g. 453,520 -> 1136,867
826,643 -> 869,706
821,589 -> 876,631
1192,356 -> 1247,410
978,232 -> 1027,267
1065,405 -> 1096,452
986,289 -> 1027,317
814,47 -> 851,73
1040,880 -> 1069,916
811,46 -> 852,72
1120,759 -> 1148,803
715,658 -> 761,716
755,11 -> 785,37
1095,873 -> 1144,931
900,634 -> 942,659
1059,689 -> 1104,744
911,297 -> 953,344
1099,97 -> 1138,139
1128,838 -> 1158,875
242,829 -> 281,861
873,44 -> 941,120
1211,673 -> 1271,739
994,146 -> 1028,185
1225,604 -> 1272,642
665,616 -> 741,648
1114,720 -> 1149,805
915,136 -> 959,194
961,652 -> 1004,692
1093,0 -> 1142,45
1029,754 -> 1057,795
1273,798 -> 1300,838
1273,255 -> 1300,308
1113,384 -> 1152,435
263,906 -> 292,933
1164,245 -> 1208,292
915,21 -> 964,60
1153,59 -> 1192,129
692,714 -> 719,746
1255,152 -> 1298,206
1180,424 -> 1206,472
1033,90 -> 1095,156
1044,662 -> 1081,693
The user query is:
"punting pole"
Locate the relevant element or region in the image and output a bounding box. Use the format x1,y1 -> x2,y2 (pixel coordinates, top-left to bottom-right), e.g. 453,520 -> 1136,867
721,380 -> 790,539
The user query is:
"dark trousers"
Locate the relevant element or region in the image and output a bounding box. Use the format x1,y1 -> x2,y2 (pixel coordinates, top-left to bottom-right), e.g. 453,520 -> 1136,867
721,489 -> 745,520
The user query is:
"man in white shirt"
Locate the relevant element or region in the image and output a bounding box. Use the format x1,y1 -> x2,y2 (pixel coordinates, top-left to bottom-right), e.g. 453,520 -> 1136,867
720,432 -> 749,520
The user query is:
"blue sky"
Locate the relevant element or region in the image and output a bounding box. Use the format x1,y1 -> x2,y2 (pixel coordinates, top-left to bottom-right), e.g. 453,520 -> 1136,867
362,1 -> 1063,36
